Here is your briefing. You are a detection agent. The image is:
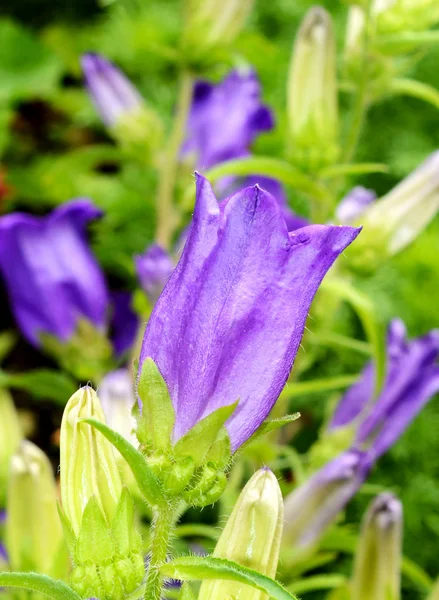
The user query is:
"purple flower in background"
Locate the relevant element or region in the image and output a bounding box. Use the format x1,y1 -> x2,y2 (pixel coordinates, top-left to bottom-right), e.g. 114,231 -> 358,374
284,449 -> 371,549
182,70 -> 302,224
99,369 -> 137,444
139,174 -> 360,451
0,200 -> 108,347
110,291 -> 138,357
182,71 -> 273,169
82,53 -> 143,127
330,319 -> 439,460
135,244 -> 174,305
336,186 -> 377,224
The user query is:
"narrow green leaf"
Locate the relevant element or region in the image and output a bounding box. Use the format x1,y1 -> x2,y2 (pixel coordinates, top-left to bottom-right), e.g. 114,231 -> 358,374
0,572 -> 81,600
204,156 -> 331,202
81,418 -> 165,508
137,357 -> 175,449
0,368 -> 76,404
174,402 -> 237,468
318,163 -> 388,179
178,583 -> 197,599
283,375 -> 359,397
322,279 -> 386,396
390,78 -> 439,111
375,30 -> 439,52
287,574 -> 346,594
239,413 -> 301,452
161,556 -> 298,600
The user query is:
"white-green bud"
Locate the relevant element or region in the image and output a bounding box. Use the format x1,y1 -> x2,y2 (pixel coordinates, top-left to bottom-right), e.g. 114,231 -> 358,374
0,389 -> 22,506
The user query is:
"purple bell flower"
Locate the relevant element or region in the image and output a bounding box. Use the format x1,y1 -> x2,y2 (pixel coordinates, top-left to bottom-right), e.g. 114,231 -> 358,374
135,243 -> 174,305
138,174 -> 360,451
0,199 -> 108,347
81,53 -> 143,127
330,319 -> 439,460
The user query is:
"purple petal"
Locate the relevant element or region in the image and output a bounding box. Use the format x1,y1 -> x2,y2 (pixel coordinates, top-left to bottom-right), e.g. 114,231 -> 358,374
284,450 -> 371,548
110,291 -> 138,357
139,175 -> 361,450
82,53 -> 143,127
135,244 -> 174,305
0,199 -> 108,346
182,70 -> 274,169
336,186 -> 377,224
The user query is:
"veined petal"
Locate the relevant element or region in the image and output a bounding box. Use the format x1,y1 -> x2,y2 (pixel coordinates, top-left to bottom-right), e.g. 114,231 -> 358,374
139,175 -> 360,450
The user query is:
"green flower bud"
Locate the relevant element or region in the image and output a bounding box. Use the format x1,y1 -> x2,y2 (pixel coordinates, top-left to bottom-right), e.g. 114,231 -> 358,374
373,0 -> 439,36
60,386 -> 122,536
198,468 -> 283,600
183,0 -> 254,66
352,493 -> 402,600
287,6 -> 339,171
346,152 -> 439,275
0,389 -> 22,506
6,441 -> 67,578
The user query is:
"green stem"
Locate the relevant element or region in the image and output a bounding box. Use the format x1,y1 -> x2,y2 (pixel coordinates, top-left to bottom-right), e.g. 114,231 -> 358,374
342,0 -> 373,164
144,504 -> 178,600
155,70 -> 194,249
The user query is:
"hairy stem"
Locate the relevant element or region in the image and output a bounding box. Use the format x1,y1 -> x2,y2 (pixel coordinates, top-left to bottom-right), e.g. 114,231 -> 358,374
144,504 -> 178,600
155,70 -> 194,249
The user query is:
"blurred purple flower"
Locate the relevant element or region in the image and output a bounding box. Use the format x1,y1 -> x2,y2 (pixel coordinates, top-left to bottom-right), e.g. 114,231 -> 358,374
336,186 -> 377,224
135,244 -> 174,305
139,174 -> 360,451
284,449 -> 371,548
330,319 -> 439,460
182,70 -> 303,225
99,368 -> 137,444
0,200 -> 109,347
110,291 -> 138,357
82,53 -> 143,127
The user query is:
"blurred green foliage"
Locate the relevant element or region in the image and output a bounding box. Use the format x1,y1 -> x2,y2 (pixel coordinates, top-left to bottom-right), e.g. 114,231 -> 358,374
0,0 -> 438,596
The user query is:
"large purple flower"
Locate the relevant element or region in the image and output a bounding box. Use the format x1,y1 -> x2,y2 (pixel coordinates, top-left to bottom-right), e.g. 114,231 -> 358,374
329,319 -> 439,460
0,200 -> 109,347
138,175 -> 360,451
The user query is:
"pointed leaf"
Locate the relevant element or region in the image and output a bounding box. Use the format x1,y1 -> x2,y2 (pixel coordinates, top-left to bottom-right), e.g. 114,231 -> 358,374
137,358 -> 175,449
77,496 -> 115,564
56,503 -> 77,562
161,556 -> 298,600
112,487 -> 142,555
178,583 -> 197,599
240,413 -> 301,452
81,418 -> 165,508
205,427 -> 231,470
174,402 -> 238,468
0,572 -> 81,600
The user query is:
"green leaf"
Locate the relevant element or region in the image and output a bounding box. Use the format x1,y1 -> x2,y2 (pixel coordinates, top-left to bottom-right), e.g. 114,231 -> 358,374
0,368 -> 76,405
112,487 -> 142,555
283,375 -> 359,397
56,503 -> 77,561
174,402 -> 237,468
77,496 -> 115,564
322,279 -> 386,396
0,572 -> 81,600
203,156 -> 331,203
137,357 -> 175,449
374,30 -> 439,53
318,163 -> 388,179
239,413 -> 301,452
178,583 -> 197,600
287,574 -> 346,595
82,418 -> 166,508
161,556 -> 298,600
390,78 -> 439,112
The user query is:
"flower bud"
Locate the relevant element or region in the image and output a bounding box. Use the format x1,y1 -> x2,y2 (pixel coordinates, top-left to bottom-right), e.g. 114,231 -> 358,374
183,0 -> 254,65
346,151 -> 439,274
6,441 -> 67,578
373,0 -> 439,37
0,389 -> 22,506
60,386 -> 122,536
352,493 -> 402,600
198,468 -> 283,600
287,6 -> 339,171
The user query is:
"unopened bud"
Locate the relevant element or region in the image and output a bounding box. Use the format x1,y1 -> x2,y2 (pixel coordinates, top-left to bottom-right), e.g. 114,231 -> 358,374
60,386 -> 122,535
0,389 -> 22,506
183,0 -> 254,65
346,151 -> 439,274
198,468 -> 283,600
352,493 -> 402,600
287,6 -> 339,171
6,441 -> 66,578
